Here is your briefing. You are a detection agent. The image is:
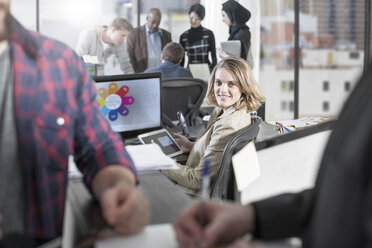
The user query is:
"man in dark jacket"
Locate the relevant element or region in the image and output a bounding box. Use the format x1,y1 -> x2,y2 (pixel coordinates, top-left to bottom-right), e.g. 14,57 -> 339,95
127,8 -> 172,73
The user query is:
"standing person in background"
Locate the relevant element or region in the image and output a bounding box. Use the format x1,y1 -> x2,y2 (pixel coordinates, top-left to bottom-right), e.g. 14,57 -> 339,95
127,8 -> 172,73
220,0 -> 251,61
179,3 -> 217,71
76,17 -> 134,75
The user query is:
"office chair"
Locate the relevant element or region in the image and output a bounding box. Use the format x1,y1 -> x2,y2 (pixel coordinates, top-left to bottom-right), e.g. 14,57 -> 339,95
161,77 -> 207,127
210,117 -> 262,201
256,102 -> 265,121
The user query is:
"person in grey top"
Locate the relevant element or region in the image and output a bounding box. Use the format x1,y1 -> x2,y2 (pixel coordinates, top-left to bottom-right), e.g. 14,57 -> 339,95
75,17 -> 134,75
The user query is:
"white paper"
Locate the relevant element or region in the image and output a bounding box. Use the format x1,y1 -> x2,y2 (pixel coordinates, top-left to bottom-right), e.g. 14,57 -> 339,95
95,224 -> 177,248
232,142 -> 261,191
188,63 -> 210,82
126,144 -> 179,172
68,155 -> 83,179
82,55 -> 99,64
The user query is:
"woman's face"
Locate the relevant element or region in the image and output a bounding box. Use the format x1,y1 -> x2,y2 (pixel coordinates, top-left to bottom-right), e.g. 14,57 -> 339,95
189,11 -> 201,28
221,10 -> 232,27
214,68 -> 242,110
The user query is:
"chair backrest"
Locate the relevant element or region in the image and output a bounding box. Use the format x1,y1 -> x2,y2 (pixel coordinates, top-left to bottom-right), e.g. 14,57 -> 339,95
210,117 -> 262,201
161,77 -> 207,127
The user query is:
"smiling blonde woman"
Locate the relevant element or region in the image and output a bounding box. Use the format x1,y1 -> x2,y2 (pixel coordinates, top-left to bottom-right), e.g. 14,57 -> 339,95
162,57 -> 265,196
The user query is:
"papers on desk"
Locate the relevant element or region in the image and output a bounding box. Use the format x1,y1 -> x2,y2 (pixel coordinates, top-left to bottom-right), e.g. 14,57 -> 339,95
126,144 -> 179,172
232,142 -> 261,192
82,55 -> 99,64
95,224 -> 177,248
268,116 -> 334,129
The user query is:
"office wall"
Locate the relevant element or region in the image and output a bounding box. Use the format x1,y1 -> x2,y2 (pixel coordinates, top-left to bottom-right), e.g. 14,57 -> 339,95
241,130 -> 331,205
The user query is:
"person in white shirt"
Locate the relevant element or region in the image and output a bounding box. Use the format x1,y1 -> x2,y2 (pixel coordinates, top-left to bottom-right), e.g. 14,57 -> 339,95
76,17 -> 134,75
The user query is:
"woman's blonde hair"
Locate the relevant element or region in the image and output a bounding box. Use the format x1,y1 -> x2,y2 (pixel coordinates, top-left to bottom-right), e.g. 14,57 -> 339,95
206,56 -> 265,112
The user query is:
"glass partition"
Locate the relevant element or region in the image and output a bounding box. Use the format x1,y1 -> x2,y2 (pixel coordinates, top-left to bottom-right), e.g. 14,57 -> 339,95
298,0 -> 364,118
259,0 -> 295,121
11,1 -> 37,31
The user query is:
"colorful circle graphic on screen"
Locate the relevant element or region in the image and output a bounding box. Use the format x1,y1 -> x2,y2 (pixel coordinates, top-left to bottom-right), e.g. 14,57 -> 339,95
97,82 -> 135,121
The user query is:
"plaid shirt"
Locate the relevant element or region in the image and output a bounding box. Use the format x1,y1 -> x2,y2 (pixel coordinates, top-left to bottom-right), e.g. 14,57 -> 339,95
10,17 -> 137,239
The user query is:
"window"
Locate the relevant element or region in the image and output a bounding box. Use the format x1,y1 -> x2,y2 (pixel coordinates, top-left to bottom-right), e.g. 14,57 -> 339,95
289,80 -> 294,91
281,81 -> 287,91
323,101 -> 330,111
345,81 -> 351,91
323,81 -> 329,91
281,101 -> 287,111
299,0 -> 364,118
349,52 -> 360,59
289,101 -> 294,112
11,1 -> 36,31
260,0 -> 295,120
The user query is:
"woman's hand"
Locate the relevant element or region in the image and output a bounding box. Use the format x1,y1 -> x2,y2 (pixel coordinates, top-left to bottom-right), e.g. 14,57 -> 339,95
173,133 -> 195,153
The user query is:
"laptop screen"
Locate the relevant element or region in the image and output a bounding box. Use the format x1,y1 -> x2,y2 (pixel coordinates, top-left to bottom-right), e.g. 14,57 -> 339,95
93,73 -> 162,138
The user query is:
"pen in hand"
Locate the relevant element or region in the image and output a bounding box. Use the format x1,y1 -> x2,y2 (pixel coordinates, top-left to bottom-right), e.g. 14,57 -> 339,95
199,158 -> 210,227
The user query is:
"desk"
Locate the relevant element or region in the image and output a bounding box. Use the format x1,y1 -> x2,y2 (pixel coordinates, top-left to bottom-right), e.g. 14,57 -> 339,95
62,171 -> 192,247
67,171 -> 192,226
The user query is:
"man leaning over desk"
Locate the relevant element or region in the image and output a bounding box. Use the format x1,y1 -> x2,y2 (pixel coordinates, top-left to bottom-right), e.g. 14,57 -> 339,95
0,1 -> 149,246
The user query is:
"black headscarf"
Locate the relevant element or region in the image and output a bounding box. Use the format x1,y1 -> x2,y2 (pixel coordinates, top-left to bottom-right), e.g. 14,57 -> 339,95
222,0 -> 251,40
222,0 -> 251,26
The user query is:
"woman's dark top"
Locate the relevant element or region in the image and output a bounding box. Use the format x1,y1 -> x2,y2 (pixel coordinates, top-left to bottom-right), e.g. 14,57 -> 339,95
179,25 -> 217,70
228,24 -> 251,60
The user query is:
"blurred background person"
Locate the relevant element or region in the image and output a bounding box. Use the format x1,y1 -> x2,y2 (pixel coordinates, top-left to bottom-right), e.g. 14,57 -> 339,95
76,17 -> 134,75
127,8 -> 172,73
144,42 -> 192,79
179,3 -> 217,71
220,0 -> 251,62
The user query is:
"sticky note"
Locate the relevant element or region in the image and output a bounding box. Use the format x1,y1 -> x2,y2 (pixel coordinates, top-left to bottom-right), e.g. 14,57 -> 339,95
232,142 -> 261,192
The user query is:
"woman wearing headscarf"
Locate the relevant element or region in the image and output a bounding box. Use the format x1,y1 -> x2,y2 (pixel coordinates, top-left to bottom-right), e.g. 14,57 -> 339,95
221,0 -> 251,60
179,3 -> 217,71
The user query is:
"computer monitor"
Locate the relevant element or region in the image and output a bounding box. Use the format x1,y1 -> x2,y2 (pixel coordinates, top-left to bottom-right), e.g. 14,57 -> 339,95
93,73 -> 162,139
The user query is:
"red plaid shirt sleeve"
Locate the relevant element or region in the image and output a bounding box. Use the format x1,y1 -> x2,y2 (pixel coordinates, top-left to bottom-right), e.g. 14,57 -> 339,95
11,17 -> 137,240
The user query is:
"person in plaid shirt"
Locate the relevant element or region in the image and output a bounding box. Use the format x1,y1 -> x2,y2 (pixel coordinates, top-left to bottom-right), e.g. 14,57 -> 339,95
0,0 -> 149,245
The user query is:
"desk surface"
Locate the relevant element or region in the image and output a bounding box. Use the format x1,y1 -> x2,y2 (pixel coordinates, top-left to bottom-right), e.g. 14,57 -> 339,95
138,171 -> 193,224
67,171 -> 192,226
